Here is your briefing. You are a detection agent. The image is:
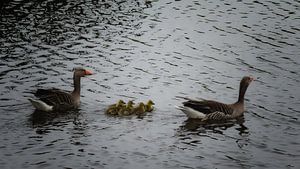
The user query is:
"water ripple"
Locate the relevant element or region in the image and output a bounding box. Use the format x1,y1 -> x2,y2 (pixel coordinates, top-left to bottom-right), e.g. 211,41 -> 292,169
0,0 -> 299,169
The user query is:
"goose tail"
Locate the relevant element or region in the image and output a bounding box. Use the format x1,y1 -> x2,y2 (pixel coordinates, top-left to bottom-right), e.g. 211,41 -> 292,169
175,105 -> 205,119
28,98 -> 53,112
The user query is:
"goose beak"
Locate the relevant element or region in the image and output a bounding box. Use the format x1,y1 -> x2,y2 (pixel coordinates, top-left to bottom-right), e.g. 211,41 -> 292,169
249,76 -> 255,81
84,69 -> 93,75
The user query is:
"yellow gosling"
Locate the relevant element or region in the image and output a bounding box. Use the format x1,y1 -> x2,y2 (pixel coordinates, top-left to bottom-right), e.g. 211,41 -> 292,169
126,100 -> 135,108
125,100 -> 135,116
105,100 -> 125,115
132,102 -> 146,115
145,100 -> 155,112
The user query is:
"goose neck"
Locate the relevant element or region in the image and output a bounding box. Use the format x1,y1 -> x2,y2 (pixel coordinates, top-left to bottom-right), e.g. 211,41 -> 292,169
73,75 -> 81,95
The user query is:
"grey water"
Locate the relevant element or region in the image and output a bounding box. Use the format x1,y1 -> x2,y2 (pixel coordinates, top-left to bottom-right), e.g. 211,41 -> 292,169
0,0 -> 299,168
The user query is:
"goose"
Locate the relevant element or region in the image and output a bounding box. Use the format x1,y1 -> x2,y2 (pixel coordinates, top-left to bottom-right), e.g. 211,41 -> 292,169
28,67 -> 93,112
124,100 -> 135,115
132,102 -> 146,115
177,76 -> 255,121
145,100 -> 155,112
117,100 -> 135,116
105,100 -> 126,115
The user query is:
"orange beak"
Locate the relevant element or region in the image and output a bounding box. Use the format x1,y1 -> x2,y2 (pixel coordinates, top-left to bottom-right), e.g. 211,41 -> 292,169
84,69 -> 93,75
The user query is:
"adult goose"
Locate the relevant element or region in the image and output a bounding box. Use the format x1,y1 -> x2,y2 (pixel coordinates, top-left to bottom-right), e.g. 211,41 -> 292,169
177,76 -> 255,121
28,67 -> 93,112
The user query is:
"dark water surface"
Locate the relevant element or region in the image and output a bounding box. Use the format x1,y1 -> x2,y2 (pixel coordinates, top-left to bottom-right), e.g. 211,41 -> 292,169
0,0 -> 299,168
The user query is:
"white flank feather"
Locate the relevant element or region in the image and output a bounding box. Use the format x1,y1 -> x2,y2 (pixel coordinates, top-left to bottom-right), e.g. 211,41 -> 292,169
175,106 -> 206,119
28,98 -> 53,112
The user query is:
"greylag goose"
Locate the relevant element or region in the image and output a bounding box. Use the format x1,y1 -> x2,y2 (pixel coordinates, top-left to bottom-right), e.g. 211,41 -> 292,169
177,76 -> 255,121
28,67 -> 93,112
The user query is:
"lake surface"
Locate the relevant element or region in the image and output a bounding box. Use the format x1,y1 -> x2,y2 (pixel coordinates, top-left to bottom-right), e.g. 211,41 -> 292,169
0,0 -> 299,168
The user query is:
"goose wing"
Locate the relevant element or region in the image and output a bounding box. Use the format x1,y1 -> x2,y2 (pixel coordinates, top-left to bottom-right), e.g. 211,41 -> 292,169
34,89 -> 74,108
182,98 -> 234,115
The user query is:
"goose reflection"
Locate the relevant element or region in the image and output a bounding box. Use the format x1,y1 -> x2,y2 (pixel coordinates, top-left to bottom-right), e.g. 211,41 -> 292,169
180,116 -> 248,135
28,109 -> 81,128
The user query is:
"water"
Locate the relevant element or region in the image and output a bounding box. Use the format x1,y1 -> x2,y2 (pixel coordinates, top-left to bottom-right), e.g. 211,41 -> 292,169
0,0 -> 299,168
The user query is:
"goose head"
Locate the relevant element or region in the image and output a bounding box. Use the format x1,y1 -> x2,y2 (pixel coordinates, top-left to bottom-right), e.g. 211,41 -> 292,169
116,100 -> 126,107
146,100 -> 155,106
145,100 -> 155,112
238,76 -> 255,103
126,100 -> 135,109
240,76 -> 255,87
127,100 -> 135,106
73,67 -> 93,77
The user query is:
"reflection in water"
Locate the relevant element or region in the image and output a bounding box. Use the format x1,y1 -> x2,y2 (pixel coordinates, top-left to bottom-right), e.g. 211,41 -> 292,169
28,109 -> 81,128
180,116 -> 247,135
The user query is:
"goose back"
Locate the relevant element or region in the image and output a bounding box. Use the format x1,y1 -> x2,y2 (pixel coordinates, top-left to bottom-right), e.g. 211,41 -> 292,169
183,99 -> 234,115
35,89 -> 76,111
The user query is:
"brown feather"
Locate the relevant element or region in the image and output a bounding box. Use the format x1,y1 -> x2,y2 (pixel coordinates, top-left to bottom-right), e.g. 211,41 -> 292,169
34,89 -> 75,111
30,67 -> 92,112
179,76 -> 255,120
183,99 -> 234,115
